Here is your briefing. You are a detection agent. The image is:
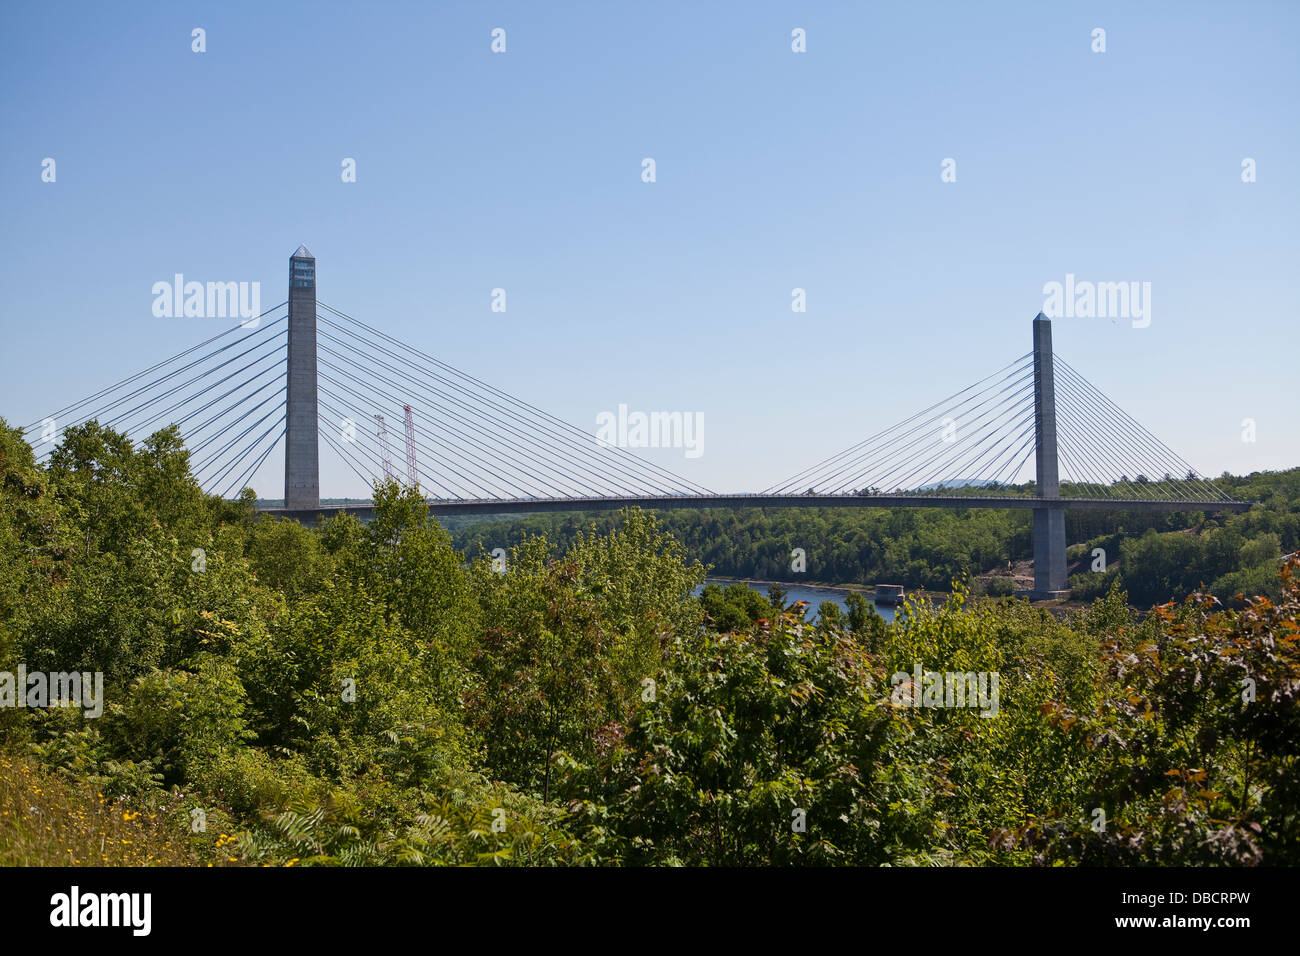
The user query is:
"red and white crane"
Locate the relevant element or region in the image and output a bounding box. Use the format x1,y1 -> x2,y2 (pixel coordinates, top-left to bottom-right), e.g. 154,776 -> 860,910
403,404 -> 418,489
373,414 -> 393,479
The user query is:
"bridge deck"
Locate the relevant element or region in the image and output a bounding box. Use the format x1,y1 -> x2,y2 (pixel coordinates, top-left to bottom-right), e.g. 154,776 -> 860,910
258,493 -> 1253,522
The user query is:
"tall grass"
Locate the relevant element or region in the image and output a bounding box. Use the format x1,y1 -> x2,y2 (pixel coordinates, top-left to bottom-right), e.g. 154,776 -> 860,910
0,750 -> 197,866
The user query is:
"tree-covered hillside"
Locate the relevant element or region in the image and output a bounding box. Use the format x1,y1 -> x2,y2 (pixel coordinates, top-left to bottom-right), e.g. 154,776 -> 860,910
2,418 -> 1297,866
450,469 -> 1300,606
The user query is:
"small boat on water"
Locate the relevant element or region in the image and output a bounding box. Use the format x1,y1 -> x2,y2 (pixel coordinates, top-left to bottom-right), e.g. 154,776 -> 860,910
873,584 -> 905,606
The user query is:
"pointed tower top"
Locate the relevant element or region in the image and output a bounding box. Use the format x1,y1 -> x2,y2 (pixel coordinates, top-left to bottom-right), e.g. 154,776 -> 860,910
1034,311 -> 1050,322
292,244 -> 314,259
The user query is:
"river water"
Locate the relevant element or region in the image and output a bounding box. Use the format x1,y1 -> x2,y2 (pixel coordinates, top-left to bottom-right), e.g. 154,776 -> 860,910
697,579 -> 897,623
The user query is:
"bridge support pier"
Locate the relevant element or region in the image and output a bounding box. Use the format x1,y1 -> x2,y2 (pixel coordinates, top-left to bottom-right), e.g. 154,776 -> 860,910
1032,505 -> 1068,599
1031,313 -> 1070,600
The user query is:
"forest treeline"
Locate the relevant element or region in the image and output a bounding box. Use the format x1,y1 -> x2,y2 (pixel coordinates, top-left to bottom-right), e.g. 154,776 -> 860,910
449,469 -> 1300,607
1,418 -> 1297,866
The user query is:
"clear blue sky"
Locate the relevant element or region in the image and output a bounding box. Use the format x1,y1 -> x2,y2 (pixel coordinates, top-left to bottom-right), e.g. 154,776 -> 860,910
2,0 -> 1296,497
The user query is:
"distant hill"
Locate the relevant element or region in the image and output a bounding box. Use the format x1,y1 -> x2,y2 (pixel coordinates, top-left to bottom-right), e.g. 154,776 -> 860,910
912,479 -> 1002,491
252,498 -> 373,507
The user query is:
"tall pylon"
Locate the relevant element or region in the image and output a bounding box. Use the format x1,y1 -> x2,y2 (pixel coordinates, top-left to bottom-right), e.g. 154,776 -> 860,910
284,245 -> 320,511
1031,313 -> 1068,599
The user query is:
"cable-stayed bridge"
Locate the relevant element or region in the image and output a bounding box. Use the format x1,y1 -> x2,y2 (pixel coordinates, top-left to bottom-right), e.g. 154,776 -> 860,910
22,246 -> 1251,599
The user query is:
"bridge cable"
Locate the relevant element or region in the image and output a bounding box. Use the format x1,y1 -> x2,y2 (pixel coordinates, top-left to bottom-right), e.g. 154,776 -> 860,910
184,384 -> 288,475
316,349 -> 614,498
190,394 -> 287,482
316,370 -> 557,499
769,356 -> 1035,494
316,319 -> 697,498
316,388 -> 497,499
21,302 -> 286,433
318,302 -> 713,496
314,394 -> 470,498
1054,356 -> 1231,502
315,331 -> 684,498
106,344 -> 288,445
222,425 -> 286,500
31,318 -> 288,460
818,364 -> 1036,494
762,351 -> 1034,494
210,414 -> 285,498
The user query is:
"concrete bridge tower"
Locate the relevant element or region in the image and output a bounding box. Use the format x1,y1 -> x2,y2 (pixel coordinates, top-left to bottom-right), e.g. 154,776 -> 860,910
284,245 -> 320,511
1031,313 -> 1069,599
